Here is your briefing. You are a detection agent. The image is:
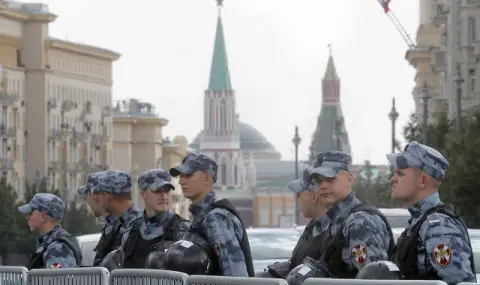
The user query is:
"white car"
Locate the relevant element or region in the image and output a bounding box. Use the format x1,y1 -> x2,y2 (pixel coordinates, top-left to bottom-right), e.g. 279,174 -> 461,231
76,233 -> 102,266
75,227 -> 302,272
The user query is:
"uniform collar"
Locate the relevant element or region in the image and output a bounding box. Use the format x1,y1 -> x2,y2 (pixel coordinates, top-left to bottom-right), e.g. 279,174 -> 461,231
313,215 -> 329,232
408,192 -> 442,220
143,210 -> 172,225
105,215 -> 117,224
326,192 -> 359,220
37,225 -> 63,249
119,204 -> 143,225
189,191 -> 216,216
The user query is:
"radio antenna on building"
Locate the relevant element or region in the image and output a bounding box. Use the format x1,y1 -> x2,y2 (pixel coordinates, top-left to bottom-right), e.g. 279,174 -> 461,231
376,0 -> 416,48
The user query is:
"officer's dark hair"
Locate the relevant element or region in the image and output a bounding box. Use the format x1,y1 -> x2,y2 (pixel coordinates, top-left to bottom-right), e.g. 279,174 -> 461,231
111,192 -> 132,201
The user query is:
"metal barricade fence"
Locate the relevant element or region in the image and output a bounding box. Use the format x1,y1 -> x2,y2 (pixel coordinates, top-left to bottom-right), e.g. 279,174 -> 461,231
303,279 -> 448,285
27,267 -> 109,285
187,275 -> 288,285
111,269 -> 188,285
0,266 -> 28,285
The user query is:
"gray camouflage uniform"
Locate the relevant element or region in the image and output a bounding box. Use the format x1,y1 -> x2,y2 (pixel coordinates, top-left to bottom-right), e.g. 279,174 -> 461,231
18,193 -> 77,268
387,141 -> 476,284
310,151 -> 392,273
170,152 -> 249,277
137,169 -> 190,240
92,170 -> 143,245
288,166 -> 329,236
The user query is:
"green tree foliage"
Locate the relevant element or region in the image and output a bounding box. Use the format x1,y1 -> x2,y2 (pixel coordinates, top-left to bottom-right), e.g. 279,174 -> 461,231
402,112 -> 480,227
0,178 -> 22,258
63,202 -> 101,235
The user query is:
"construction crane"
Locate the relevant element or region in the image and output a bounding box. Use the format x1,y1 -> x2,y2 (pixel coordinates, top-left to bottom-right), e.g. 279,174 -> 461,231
377,0 -> 416,48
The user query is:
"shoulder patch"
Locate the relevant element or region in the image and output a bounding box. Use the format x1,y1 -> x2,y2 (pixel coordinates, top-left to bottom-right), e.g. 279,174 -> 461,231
433,244 -> 451,267
50,263 -> 63,269
351,244 -> 367,265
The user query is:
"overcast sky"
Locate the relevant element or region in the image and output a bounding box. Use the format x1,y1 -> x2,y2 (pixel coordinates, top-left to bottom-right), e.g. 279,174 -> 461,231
25,0 -> 419,164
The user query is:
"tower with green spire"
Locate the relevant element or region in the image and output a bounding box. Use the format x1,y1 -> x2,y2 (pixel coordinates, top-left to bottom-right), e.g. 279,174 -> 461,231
310,46 -> 351,155
200,0 -> 244,189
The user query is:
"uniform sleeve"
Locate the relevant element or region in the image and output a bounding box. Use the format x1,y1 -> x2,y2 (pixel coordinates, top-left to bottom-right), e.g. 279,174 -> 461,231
342,211 -> 391,271
203,209 -> 248,277
174,220 -> 192,241
421,214 -> 476,284
43,241 -> 77,268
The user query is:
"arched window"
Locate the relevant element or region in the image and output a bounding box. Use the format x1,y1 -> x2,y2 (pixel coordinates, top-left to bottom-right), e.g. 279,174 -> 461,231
209,98 -> 214,130
220,98 -> 227,130
234,164 -> 238,185
221,162 -> 227,185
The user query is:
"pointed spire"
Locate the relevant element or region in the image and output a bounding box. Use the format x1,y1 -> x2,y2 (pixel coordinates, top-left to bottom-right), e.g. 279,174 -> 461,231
208,0 -> 232,91
323,43 -> 339,80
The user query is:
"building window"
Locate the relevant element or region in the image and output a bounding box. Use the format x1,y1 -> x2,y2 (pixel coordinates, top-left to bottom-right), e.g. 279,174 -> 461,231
469,68 -> 476,93
272,204 -> 282,226
468,16 -> 476,44
259,205 -> 269,226
209,98 -> 214,131
234,164 -> 238,185
220,98 -> 226,130
221,162 -> 227,185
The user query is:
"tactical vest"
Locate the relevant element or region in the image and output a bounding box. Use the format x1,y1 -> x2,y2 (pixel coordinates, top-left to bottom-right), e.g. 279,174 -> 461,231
93,222 -> 121,266
289,220 -> 325,270
318,201 -> 395,278
111,216 -> 143,251
122,214 -> 188,268
186,199 -> 255,277
394,203 -> 476,280
27,235 -> 82,270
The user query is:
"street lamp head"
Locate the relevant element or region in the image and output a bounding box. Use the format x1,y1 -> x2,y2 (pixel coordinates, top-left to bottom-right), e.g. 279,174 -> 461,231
388,97 -> 399,122
292,126 -> 301,146
454,63 -> 465,85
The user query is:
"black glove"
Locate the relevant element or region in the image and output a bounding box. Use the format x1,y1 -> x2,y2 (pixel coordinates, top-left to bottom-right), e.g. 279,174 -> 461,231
267,261 -> 292,279
302,257 -> 336,278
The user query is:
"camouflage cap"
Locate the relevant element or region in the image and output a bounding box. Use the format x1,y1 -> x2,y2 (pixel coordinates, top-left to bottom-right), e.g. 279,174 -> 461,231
138,169 -> 175,191
310,151 -> 352,179
386,141 -> 449,181
91,170 -> 132,194
288,166 -> 315,193
77,172 -> 104,196
169,152 -> 218,182
18,193 -> 65,219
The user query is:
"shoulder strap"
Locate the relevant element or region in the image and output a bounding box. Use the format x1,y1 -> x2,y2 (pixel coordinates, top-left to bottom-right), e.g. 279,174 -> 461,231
348,201 -> 396,258
54,235 -> 82,264
164,214 -> 187,241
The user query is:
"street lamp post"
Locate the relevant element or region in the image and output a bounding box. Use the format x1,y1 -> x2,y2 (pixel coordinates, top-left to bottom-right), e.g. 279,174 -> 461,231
388,97 -> 399,174
422,81 -> 430,144
292,126 -> 301,225
454,63 -> 464,132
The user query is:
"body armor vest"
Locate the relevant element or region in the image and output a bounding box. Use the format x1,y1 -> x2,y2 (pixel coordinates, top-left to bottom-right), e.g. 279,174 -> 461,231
394,203 -> 475,280
289,220 -> 325,270
27,235 -> 82,270
317,201 -> 395,278
186,199 -> 255,277
93,222 -> 121,266
122,214 -> 188,268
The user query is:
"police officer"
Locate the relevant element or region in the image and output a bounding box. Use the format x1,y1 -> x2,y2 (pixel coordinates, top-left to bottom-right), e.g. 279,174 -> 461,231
77,171 -> 120,266
257,166 -> 329,279
122,169 -> 191,268
91,170 -> 143,252
387,141 -> 476,284
302,151 -> 394,278
18,193 -> 82,269
165,151 -> 255,277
